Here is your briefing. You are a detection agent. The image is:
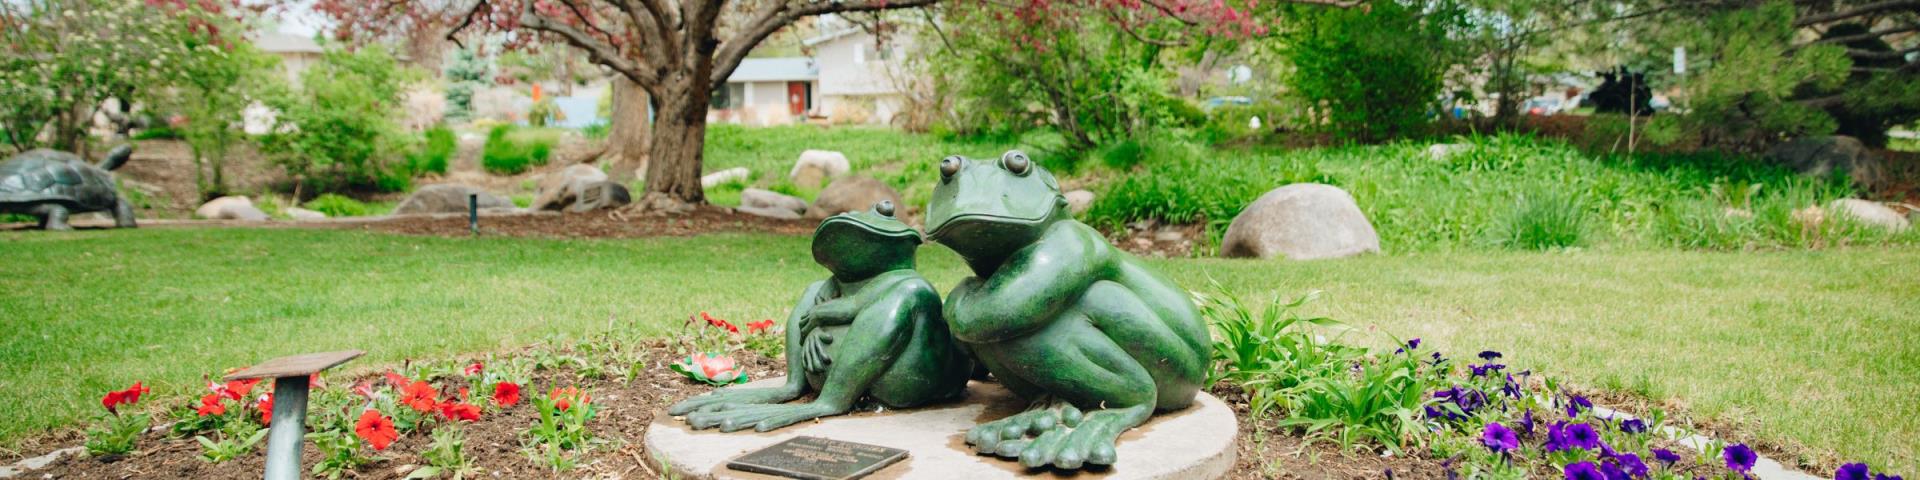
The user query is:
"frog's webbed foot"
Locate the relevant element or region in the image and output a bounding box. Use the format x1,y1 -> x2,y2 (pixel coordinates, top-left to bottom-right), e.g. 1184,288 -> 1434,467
668,387 -> 801,416
965,397 -> 1083,457
685,402 -> 841,432
1016,404 -> 1151,469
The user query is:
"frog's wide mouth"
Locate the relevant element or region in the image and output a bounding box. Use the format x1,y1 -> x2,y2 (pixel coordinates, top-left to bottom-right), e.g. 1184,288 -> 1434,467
925,212 -> 1047,242
815,214 -> 922,243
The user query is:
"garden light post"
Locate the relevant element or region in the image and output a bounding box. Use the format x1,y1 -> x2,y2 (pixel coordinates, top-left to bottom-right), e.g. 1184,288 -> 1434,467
223,350 -> 365,480
468,193 -> 478,235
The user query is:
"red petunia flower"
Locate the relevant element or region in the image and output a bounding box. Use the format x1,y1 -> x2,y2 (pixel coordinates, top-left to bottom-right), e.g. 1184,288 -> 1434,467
100,381 -> 149,414
438,401 -> 481,422
384,371 -> 410,387
463,362 -> 484,376
492,382 -> 522,407
746,319 -> 775,334
196,393 -> 226,416
258,393 -> 274,425
400,381 -> 438,412
701,312 -> 740,333
353,409 -> 398,451
550,387 -> 590,412
351,380 -> 376,398
221,379 -> 260,401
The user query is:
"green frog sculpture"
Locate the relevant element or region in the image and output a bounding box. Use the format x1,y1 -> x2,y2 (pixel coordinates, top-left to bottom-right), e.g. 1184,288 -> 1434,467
926,151 -> 1210,470
668,201 -> 972,432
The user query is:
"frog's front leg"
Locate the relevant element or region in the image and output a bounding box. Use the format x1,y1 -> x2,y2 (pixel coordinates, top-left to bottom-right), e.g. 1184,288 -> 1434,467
670,281 -> 827,417
687,284 -> 922,432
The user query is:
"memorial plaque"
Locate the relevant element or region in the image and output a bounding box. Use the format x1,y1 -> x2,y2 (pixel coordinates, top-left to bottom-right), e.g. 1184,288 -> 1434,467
725,436 -> 908,480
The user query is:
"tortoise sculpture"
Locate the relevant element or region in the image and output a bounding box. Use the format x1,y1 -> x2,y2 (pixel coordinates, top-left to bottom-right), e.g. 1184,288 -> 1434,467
0,145 -> 137,230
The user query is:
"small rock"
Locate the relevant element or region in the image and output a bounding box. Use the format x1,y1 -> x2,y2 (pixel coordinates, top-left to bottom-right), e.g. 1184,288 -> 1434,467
741,188 -> 808,215
808,176 -> 902,219
285,207 -> 327,220
1220,183 -> 1380,260
1426,143 -> 1472,161
393,184 -> 515,215
196,196 -> 269,221
1723,208 -> 1753,219
1828,198 -> 1911,231
701,167 -> 751,189
1131,238 -> 1153,249
789,150 -> 851,187
1065,190 -> 1096,214
1153,229 -> 1184,243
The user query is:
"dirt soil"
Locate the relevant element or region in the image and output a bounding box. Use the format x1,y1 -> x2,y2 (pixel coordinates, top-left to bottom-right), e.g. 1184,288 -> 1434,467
17,340 -> 1463,480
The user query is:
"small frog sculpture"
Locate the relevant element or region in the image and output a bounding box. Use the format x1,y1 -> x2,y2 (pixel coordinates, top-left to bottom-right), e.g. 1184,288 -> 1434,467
668,201 -> 972,432
926,151 -> 1210,470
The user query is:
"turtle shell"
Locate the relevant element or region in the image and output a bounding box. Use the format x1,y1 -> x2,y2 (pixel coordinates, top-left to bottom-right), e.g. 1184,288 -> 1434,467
0,149 -> 120,211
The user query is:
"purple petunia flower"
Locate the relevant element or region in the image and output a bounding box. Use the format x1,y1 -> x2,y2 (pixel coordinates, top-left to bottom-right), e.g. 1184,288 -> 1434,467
1723,443 -> 1757,473
1652,448 -> 1681,466
1409,338 -> 1421,350
1566,394 -> 1594,418
1837,463 -> 1872,480
1470,363 -> 1507,377
1620,418 -> 1648,434
1502,374 -> 1525,398
1566,422 -> 1602,450
1565,461 -> 1605,480
1518,409 -> 1536,436
1616,453 -> 1650,479
1479,350 -> 1503,360
1599,461 -> 1630,480
1873,474 -> 1903,480
1481,422 -> 1520,452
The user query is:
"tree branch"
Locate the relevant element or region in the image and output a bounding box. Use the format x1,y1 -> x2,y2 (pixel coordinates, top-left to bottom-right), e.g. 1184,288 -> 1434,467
709,0 -> 943,85
1846,44 -> 1920,60
1794,0 -> 1920,27
520,2 -> 662,87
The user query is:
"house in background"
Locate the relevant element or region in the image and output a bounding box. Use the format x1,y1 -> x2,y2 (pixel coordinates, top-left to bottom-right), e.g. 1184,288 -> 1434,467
252,32 -> 325,85
804,20 -> 913,126
708,57 -> 817,126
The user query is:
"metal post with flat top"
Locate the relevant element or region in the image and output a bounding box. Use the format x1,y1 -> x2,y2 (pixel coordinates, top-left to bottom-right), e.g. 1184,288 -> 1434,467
223,350 -> 364,480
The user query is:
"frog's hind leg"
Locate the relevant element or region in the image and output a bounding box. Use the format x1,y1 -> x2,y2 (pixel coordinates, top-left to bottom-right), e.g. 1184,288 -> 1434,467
1079,279 -> 1209,410
967,317 -> 1158,469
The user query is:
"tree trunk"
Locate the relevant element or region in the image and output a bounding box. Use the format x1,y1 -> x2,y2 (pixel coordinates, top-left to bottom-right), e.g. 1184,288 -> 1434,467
602,78 -> 652,182
644,80 -> 711,204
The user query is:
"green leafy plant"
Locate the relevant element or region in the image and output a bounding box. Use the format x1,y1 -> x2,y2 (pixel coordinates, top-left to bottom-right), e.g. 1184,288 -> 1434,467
409,426 -> 481,479
406,126 -> 457,176
84,413 -> 149,456
481,125 -> 555,175
259,46 -> 419,193
196,421 -> 267,463
305,194 -> 372,218
308,428 -> 375,479
1281,0 -> 1468,142
1494,189 -> 1589,250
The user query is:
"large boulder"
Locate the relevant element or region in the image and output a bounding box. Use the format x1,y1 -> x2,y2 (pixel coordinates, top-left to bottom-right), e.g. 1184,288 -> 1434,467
740,188 -> 808,216
807,176 -> 901,219
701,167 -> 751,189
532,164 -> 609,211
566,181 -> 632,212
196,196 -> 268,221
1220,183 -> 1380,260
789,150 -> 851,187
284,207 -> 327,221
393,184 -> 515,215
1767,136 -> 1889,190
1829,199 -> 1911,231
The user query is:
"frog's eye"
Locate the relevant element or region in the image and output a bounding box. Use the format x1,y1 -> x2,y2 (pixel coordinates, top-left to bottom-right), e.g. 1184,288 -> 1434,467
1001,151 -> 1031,176
874,200 -> 896,217
939,155 -> 965,181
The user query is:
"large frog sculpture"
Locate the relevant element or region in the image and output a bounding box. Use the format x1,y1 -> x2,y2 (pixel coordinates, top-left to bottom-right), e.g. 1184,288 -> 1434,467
927,151 -> 1210,470
668,201 -> 972,432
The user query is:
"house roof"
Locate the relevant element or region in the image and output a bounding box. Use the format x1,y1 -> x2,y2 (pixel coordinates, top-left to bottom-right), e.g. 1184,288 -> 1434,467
728,57 -> 818,82
253,32 -> 323,54
803,26 -> 863,47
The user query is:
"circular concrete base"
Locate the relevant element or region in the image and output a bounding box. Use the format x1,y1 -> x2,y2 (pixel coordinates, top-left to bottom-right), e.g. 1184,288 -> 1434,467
646,378 -> 1236,480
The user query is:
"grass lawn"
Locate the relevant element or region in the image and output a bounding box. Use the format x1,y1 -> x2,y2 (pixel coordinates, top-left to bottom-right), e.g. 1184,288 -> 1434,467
2,228 -> 1915,473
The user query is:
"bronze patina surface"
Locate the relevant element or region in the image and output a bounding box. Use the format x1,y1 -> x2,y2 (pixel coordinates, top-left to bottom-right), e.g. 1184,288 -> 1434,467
668,201 -> 973,432
0,145 -> 136,230
926,151 -> 1211,471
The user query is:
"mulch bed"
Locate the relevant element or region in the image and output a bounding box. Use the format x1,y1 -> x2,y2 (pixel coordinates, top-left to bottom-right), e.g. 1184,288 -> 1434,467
18,339 -> 1461,480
